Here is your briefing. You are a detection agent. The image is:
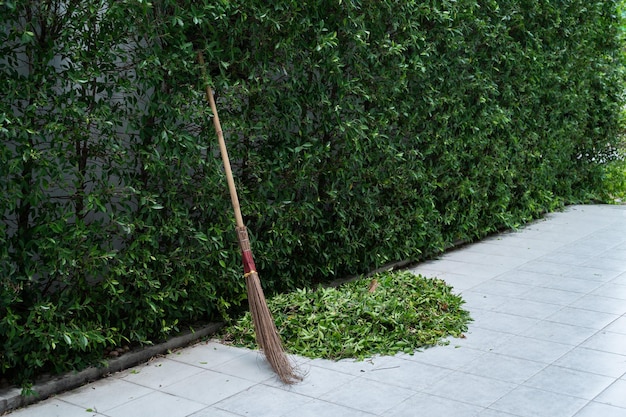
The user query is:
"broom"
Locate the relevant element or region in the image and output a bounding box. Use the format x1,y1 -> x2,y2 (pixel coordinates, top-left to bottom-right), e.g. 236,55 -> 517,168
197,52 -> 301,384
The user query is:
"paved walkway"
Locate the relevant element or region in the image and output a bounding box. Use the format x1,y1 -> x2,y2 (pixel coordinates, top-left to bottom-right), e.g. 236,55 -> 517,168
6,205 -> 626,417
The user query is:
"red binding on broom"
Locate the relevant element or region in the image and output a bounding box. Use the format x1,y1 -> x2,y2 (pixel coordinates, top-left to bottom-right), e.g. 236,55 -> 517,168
198,51 -> 301,384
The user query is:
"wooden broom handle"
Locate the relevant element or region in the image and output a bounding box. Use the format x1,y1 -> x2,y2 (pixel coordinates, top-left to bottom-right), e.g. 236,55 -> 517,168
198,52 -> 245,228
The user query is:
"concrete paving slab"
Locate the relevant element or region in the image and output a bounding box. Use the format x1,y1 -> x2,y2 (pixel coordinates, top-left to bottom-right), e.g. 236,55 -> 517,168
605,316 -> 626,334
358,356 -> 452,392
490,335 -> 574,364
281,399 -> 379,417
573,401 -> 626,417
491,297 -> 564,319
213,384 -> 313,416
57,379 -> 152,413
459,352 -> 546,385
399,344 -> 485,370
264,364 -> 357,398
544,307 -> 619,330
554,347 -> 626,378
6,399 -> 101,417
521,320 -> 599,346
384,392 -> 484,417
612,271 -> 626,285
103,391 -> 205,417
167,340 -> 247,369
188,407 -> 241,417
421,372 -> 517,408
591,379 -> 626,408
489,386 -> 587,417
517,286 -> 584,306
161,370 -> 256,406
117,357 -> 206,390
569,293 -> 626,315
317,377 -> 415,415
592,282 -> 626,299
523,365 -> 615,400
469,309 -> 540,335
581,331 -> 626,354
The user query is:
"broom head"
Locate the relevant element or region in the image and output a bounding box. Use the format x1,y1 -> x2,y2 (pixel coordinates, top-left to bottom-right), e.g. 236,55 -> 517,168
237,227 -> 302,384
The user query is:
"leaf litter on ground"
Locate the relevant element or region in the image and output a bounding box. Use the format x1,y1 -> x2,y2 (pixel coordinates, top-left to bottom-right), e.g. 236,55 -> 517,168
221,270 -> 472,360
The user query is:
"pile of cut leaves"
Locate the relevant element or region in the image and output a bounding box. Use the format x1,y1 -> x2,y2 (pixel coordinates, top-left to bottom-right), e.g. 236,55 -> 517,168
221,270 -> 472,360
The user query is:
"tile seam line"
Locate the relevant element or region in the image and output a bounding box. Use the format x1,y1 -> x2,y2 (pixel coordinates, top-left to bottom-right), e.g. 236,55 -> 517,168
259,372 -> 359,400
521,372 -> 614,403
460,361 -> 551,388
408,374 -> 519,414
208,382 -> 264,410
554,356 -> 626,380
482,406 -> 526,417
280,397 -> 380,417
500,283 -> 612,302
487,221 -> 616,278
55,386 -> 155,416
206,404 -> 247,417
212,382 -> 313,413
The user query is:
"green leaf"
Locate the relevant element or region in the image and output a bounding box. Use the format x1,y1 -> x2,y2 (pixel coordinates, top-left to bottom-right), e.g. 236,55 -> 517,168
21,30 -> 34,43
221,271 -> 472,360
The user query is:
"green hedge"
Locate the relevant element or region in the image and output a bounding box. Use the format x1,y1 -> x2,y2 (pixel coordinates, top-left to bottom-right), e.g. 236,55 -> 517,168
1,0 -> 623,385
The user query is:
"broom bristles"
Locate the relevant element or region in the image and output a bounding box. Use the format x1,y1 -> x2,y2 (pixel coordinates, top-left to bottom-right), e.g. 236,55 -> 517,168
245,271 -> 302,384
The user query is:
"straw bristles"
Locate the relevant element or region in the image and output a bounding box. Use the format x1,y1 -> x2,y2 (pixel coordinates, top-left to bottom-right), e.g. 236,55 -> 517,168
245,271 -> 302,384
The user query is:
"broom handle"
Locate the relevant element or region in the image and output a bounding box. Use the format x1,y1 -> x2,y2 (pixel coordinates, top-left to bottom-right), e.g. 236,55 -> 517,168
198,52 -> 245,229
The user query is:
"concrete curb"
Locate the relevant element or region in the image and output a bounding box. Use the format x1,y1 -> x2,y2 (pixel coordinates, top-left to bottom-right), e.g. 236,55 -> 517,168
0,322 -> 223,415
